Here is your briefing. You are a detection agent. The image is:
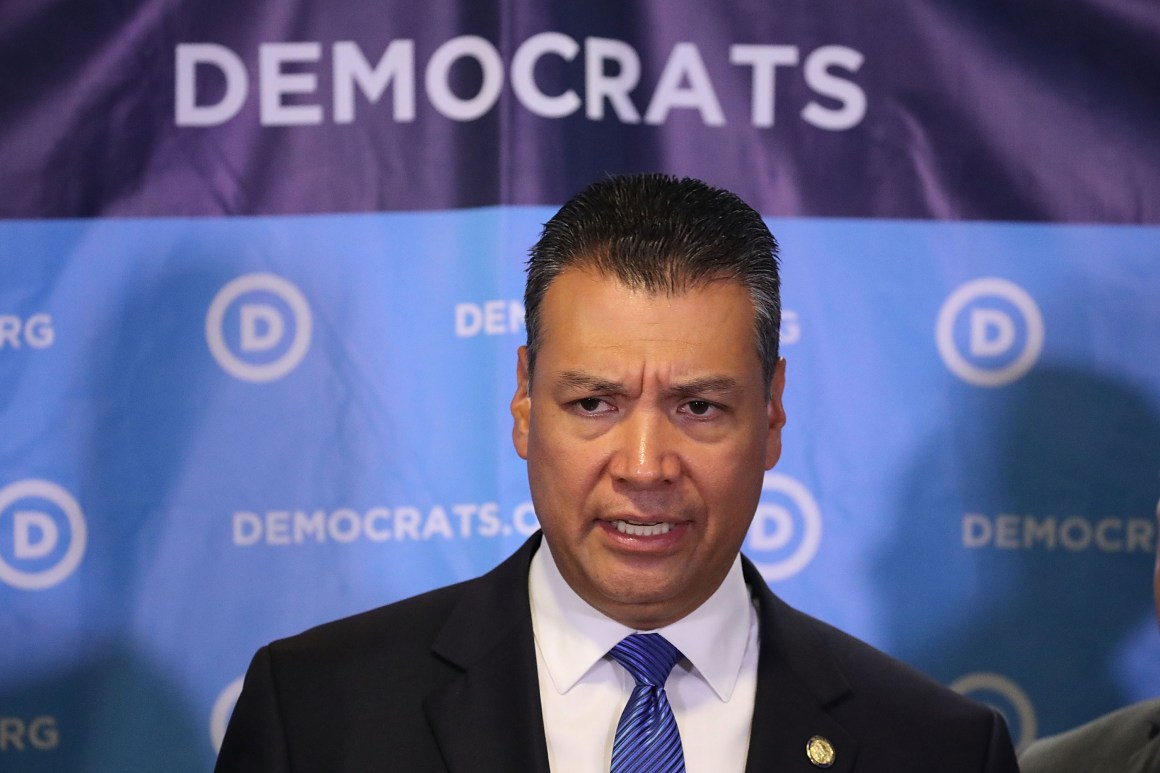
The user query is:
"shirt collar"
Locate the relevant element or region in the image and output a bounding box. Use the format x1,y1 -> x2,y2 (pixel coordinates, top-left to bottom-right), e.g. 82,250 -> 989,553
528,539 -> 755,702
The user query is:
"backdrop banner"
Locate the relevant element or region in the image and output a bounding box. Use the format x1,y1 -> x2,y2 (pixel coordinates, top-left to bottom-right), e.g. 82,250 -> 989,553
1,1 -> 1158,770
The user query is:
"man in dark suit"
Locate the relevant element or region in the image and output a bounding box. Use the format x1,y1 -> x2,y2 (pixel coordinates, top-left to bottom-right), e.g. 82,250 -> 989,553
215,174 -> 1019,772
1018,500 -> 1160,772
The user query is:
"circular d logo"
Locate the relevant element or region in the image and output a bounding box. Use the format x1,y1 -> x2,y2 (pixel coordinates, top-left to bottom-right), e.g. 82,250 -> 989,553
206,273 -> 313,382
0,479 -> 87,590
210,676 -> 245,752
745,472 -> 823,581
936,278 -> 1044,387
950,672 -> 1037,750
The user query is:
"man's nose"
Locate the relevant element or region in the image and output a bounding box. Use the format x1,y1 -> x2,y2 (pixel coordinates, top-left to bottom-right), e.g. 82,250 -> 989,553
608,408 -> 681,486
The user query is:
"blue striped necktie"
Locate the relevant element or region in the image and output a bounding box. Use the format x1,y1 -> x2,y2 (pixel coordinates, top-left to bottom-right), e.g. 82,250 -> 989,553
609,633 -> 686,773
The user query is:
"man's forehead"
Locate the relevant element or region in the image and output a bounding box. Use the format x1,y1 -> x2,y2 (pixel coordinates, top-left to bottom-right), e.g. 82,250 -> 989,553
534,271 -> 762,377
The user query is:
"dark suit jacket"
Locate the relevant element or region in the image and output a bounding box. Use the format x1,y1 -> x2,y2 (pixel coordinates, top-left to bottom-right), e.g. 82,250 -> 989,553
215,533 -> 1018,772
1019,697 -> 1160,773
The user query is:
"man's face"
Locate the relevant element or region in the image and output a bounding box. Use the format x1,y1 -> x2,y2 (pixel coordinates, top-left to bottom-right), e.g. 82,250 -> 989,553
511,269 -> 786,629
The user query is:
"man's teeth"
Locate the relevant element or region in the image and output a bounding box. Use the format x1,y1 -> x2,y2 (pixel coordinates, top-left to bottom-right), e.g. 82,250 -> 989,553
613,520 -> 672,537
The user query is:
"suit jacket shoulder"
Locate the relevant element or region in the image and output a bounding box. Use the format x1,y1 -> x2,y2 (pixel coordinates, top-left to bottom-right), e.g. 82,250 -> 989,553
215,537 -> 550,773
1019,697 -> 1160,773
741,555 -> 1019,772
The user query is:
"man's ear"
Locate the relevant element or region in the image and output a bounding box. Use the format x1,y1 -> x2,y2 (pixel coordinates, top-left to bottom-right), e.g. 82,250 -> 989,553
511,346 -> 531,459
764,357 -> 787,470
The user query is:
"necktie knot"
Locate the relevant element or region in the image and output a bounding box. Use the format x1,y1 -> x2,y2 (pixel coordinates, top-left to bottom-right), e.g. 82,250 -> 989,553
609,633 -> 683,688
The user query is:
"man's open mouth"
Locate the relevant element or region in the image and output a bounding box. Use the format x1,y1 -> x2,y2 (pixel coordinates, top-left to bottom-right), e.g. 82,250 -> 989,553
612,520 -> 673,537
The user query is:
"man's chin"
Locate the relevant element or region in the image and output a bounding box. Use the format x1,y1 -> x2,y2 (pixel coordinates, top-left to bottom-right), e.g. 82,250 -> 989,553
585,571 -> 694,627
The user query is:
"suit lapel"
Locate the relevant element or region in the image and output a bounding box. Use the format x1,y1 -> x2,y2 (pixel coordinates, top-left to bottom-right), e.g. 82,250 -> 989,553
423,535 -> 551,773
742,556 -> 859,773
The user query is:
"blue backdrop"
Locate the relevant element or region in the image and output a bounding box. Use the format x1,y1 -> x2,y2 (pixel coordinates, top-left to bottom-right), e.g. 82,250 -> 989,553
1,2 -> 1158,770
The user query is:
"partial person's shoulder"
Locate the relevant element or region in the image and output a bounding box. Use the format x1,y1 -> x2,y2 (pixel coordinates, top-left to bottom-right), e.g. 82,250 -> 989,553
1019,697 -> 1160,773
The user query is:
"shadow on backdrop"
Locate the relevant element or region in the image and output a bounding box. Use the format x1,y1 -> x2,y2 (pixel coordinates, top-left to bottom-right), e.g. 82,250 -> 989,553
0,265 -> 223,772
876,365 -> 1160,750
1,646 -> 205,773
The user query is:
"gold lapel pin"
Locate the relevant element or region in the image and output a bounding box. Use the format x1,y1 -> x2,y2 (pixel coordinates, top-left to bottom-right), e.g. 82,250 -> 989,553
806,735 -> 835,768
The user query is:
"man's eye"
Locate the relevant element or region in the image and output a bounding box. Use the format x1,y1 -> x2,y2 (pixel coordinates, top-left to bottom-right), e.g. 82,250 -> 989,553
577,397 -> 605,413
685,400 -> 716,416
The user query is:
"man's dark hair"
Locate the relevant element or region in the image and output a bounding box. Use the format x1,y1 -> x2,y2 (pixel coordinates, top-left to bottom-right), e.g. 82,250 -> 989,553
524,173 -> 781,391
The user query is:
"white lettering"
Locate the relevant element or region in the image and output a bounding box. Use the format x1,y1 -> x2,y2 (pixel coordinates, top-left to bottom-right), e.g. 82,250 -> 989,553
232,512 -> 262,546
175,38 -> 867,131
969,308 -> 1015,357
265,510 -> 290,545
365,507 -> 391,541
29,717 -> 58,750
175,43 -> 248,126
225,502 -> 612,545
994,515 -> 1020,549
423,505 -> 454,539
730,44 -> 798,128
1127,518 -> 1155,552
508,301 -> 526,332
511,32 -> 581,118
24,314 -> 54,348
329,508 -> 360,543
1023,517 -> 1056,549
394,506 -> 421,540
0,315 -> 56,349
964,513 -> 1154,553
1059,517 -> 1092,551
801,45 -> 866,131
478,502 -> 501,537
14,511 -> 57,559
455,302 -> 482,337
333,40 -> 416,123
482,300 -> 506,335
452,503 -> 477,537
426,36 -> 504,121
644,43 -> 724,126
260,42 -> 324,126
293,510 -> 326,542
0,717 -> 20,750
0,317 -> 18,348
240,304 -> 284,352
513,502 -> 539,535
962,513 -> 991,548
584,37 -> 641,122
0,716 -> 59,751
749,504 -> 793,551
1095,518 -> 1123,551
780,309 -> 800,345
456,300 -> 524,337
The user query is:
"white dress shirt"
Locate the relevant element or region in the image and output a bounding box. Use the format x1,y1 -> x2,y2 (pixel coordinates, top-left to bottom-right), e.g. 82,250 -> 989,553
529,541 -> 760,773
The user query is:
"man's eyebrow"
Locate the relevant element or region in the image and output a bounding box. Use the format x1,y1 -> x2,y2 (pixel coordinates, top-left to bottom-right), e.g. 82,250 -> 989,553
668,376 -> 742,398
558,371 -> 626,393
